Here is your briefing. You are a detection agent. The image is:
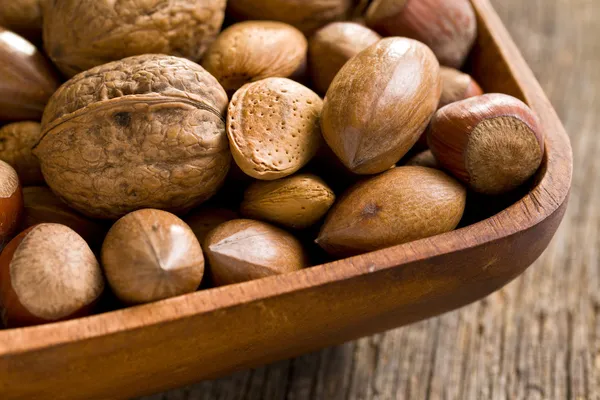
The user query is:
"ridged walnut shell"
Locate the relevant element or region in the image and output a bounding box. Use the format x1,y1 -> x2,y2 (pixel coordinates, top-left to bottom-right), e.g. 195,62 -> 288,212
317,166 -> 466,257
0,122 -> 44,186
0,27 -> 60,122
227,78 -> 323,180
0,0 -> 44,43
226,0 -> 355,35
309,22 -> 381,95
43,0 -> 226,77
241,173 -> 335,229
202,21 -> 307,95
321,37 -> 441,174
204,219 -> 309,286
365,0 -> 477,68
34,54 -> 230,220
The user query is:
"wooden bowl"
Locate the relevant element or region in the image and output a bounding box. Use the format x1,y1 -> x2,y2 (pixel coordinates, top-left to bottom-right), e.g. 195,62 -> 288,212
0,1 -> 572,398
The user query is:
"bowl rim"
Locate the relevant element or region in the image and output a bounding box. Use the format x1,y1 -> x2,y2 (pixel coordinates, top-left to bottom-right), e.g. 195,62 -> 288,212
0,0 -> 572,356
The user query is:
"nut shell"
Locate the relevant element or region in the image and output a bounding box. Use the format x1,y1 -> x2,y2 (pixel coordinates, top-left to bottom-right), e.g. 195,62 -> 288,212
0,223 -> 104,327
0,0 -> 44,43
101,209 -> 205,304
403,150 -> 440,169
0,27 -> 60,122
21,186 -> 107,249
321,37 -> 441,174
0,161 -> 23,246
204,219 -> 308,286
35,54 -> 231,219
439,67 -> 484,109
317,166 -> 466,257
427,93 -> 545,195
43,0 -> 226,77
184,207 -> 238,246
226,0 -> 354,35
202,21 -> 307,94
227,78 -> 323,180
365,0 -> 477,68
308,22 -> 381,95
0,122 -> 44,185
241,174 -> 335,229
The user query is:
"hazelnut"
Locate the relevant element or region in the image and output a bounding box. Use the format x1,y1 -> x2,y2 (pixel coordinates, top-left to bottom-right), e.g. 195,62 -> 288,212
427,94 -> 545,195
0,27 -> 60,122
241,174 -> 336,229
0,122 -> 44,186
101,209 -> 205,304
21,186 -> 107,249
34,54 -> 231,219
316,166 -> 466,257
226,0 -> 355,35
308,22 -> 381,95
439,67 -> 484,109
0,161 -> 23,246
227,78 -> 323,180
202,21 -> 307,95
184,207 -> 239,246
403,150 -> 440,170
204,219 -> 309,286
0,223 -> 104,328
365,0 -> 477,68
321,37 -> 441,174
43,0 -> 226,77
0,0 -> 44,43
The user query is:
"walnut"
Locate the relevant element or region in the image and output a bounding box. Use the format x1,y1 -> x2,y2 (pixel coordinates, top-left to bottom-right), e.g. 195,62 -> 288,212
34,54 -> 230,220
43,0 -> 226,77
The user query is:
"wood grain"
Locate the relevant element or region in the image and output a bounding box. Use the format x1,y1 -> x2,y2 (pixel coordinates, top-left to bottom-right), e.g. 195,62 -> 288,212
146,0 -> 595,399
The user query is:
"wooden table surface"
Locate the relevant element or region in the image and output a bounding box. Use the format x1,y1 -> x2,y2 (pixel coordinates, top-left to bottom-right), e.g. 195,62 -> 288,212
145,1 -> 598,398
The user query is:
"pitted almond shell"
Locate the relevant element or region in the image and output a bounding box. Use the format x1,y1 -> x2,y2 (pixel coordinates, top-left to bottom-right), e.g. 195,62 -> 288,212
227,78 -> 323,180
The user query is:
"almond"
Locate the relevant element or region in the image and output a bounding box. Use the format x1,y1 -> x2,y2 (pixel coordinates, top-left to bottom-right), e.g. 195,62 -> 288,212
227,78 -> 323,180
241,173 -> 335,229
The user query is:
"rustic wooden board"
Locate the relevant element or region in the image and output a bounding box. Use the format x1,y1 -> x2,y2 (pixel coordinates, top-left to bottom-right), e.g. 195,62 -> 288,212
146,0 -> 597,399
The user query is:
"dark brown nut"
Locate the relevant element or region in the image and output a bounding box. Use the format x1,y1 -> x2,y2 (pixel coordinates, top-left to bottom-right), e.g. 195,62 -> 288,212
101,209 -> 205,304
0,161 -> 23,246
226,0 -> 355,35
202,21 -> 307,95
321,37 -> 441,174
241,174 -> 335,229
0,27 -> 60,122
308,22 -> 381,95
427,94 -> 545,195
0,122 -> 44,186
316,166 -> 466,257
228,78 -> 323,180
439,67 -> 484,109
365,0 -> 477,68
403,150 -> 440,169
21,186 -> 107,249
204,219 -> 309,286
34,54 -> 231,220
184,207 -> 239,246
43,0 -> 226,77
0,223 -> 104,328
0,0 -> 44,43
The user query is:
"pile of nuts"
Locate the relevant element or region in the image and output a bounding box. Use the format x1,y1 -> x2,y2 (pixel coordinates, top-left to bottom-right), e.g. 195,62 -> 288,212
0,0 -> 545,328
